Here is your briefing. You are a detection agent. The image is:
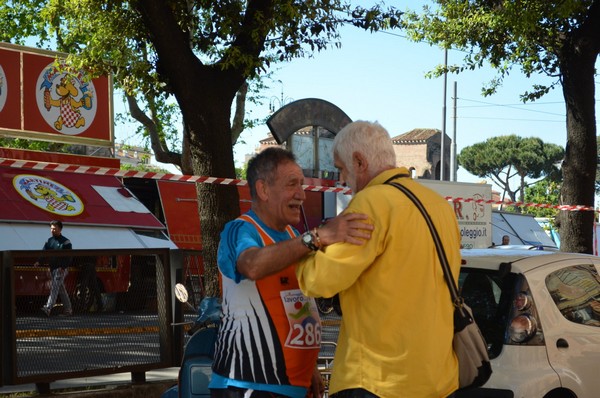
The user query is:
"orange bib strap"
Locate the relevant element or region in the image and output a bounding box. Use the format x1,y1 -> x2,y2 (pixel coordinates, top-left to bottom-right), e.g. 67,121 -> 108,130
238,214 -> 296,243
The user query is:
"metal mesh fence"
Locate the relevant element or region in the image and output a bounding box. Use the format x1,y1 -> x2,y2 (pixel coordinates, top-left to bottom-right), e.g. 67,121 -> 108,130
3,249 -> 172,385
319,312 -> 340,398
182,252 -> 204,309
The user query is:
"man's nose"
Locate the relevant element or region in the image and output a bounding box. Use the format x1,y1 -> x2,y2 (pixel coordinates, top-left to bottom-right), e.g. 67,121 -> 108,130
297,185 -> 306,199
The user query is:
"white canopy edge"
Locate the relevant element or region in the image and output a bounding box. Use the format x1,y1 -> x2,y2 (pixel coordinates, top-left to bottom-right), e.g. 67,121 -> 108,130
0,223 -> 178,251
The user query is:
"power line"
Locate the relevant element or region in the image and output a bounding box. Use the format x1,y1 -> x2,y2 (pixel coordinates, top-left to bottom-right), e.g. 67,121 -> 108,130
459,101 -> 564,107
458,116 -> 564,123
457,97 -> 565,117
377,30 -> 409,39
374,27 -> 600,88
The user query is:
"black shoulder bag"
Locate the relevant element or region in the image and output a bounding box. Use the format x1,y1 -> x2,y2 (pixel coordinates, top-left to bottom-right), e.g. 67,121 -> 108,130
385,180 -> 492,390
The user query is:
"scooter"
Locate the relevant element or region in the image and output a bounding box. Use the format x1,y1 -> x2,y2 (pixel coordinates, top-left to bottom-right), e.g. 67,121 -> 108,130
162,284 -> 221,398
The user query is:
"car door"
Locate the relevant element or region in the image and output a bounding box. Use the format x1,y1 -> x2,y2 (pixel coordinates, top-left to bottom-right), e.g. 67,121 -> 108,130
527,257 -> 600,397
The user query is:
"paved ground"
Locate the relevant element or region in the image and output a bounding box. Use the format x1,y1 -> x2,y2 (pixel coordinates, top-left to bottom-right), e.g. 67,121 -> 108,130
0,367 -> 179,397
0,313 -> 341,397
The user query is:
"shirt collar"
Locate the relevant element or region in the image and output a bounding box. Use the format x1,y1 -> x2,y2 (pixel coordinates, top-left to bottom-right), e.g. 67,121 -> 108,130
365,167 -> 411,190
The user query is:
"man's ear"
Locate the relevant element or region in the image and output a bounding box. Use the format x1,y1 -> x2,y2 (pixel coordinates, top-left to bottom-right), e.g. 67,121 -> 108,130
353,151 -> 368,174
255,179 -> 269,201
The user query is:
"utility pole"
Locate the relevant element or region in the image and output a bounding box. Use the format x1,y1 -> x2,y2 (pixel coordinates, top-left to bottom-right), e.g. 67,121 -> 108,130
440,48 -> 448,181
451,81 -> 457,182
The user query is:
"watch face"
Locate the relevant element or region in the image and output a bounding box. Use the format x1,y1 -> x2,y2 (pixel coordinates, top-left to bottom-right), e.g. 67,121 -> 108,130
301,231 -> 317,251
302,232 -> 312,243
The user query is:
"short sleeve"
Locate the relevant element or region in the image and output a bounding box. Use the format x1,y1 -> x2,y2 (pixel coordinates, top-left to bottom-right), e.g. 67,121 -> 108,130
217,219 -> 263,283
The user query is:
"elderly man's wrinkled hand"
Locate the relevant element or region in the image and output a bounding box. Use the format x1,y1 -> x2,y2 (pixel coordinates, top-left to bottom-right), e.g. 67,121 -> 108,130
318,212 -> 373,247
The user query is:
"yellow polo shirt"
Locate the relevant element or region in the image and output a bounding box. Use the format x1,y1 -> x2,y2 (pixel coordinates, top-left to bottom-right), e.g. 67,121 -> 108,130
297,168 -> 461,398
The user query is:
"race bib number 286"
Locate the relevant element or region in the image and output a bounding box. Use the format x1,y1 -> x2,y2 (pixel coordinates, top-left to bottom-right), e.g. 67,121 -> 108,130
280,289 -> 322,349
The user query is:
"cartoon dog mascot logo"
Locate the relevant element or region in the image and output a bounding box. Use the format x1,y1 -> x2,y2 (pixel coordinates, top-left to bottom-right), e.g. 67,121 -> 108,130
13,174 -> 84,216
36,61 -> 97,136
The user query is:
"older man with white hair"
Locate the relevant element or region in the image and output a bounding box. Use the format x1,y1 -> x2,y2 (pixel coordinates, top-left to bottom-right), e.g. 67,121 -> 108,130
297,121 -> 462,398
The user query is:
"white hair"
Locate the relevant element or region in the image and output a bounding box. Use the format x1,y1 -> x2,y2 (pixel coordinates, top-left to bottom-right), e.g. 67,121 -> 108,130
333,121 -> 396,172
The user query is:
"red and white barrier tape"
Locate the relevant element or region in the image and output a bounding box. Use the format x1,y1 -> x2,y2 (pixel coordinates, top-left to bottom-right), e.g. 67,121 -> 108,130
443,197 -> 595,212
0,158 -> 248,185
1,158 -> 596,212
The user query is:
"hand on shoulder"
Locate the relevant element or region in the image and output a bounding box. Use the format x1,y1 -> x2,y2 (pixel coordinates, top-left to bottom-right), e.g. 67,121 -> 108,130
318,212 -> 373,247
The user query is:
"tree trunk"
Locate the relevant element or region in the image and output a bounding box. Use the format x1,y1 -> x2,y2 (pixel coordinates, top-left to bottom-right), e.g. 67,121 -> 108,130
135,0 -> 243,295
558,13 -> 599,253
180,77 -> 242,296
188,105 -> 241,297
181,128 -> 194,176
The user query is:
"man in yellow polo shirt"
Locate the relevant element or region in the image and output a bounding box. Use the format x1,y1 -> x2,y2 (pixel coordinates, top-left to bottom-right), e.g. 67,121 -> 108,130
296,121 -> 461,398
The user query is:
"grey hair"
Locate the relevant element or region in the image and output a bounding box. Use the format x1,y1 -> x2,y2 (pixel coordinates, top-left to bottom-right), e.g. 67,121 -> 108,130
246,146 -> 297,200
333,121 -> 396,172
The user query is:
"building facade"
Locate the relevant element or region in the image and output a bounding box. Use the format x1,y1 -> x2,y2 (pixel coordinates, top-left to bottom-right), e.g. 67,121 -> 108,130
255,127 -> 453,181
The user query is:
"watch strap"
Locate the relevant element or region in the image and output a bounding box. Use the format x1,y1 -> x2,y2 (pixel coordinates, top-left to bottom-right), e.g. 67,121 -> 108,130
301,231 -> 319,251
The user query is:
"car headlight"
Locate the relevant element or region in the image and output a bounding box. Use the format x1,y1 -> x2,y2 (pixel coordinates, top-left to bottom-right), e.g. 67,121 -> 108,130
509,314 -> 538,343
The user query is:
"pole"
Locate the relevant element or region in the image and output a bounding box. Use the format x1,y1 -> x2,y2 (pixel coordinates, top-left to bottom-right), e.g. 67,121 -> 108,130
440,48 -> 448,181
451,81 -> 457,182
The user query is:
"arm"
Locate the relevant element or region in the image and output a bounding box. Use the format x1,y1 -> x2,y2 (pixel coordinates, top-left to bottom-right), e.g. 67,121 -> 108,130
237,212 -> 373,281
308,366 -> 325,398
296,197 -> 381,298
237,236 -> 311,280
34,240 -> 49,266
59,238 -> 73,268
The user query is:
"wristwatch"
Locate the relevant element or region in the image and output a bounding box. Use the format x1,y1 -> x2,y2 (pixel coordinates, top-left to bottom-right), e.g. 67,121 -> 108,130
301,231 -> 319,251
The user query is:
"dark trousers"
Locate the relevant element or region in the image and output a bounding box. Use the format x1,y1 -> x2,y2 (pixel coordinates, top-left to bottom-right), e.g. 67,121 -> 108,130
211,387 -> 290,398
331,388 -> 456,398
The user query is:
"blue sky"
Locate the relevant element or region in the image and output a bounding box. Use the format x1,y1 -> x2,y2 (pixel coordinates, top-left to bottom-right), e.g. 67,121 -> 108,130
115,2 -> 598,192
229,22 -> 595,189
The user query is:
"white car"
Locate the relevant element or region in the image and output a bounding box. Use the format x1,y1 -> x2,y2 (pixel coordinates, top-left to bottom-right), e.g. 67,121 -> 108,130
457,249 -> 600,398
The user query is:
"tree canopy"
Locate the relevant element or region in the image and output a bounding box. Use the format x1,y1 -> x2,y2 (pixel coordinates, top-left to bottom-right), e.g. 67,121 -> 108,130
522,179 -> 560,221
403,0 -> 599,253
0,0 -> 403,295
458,135 -> 564,205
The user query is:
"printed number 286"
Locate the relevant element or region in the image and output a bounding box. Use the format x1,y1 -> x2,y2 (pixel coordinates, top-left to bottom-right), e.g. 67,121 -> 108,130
290,322 -> 321,346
